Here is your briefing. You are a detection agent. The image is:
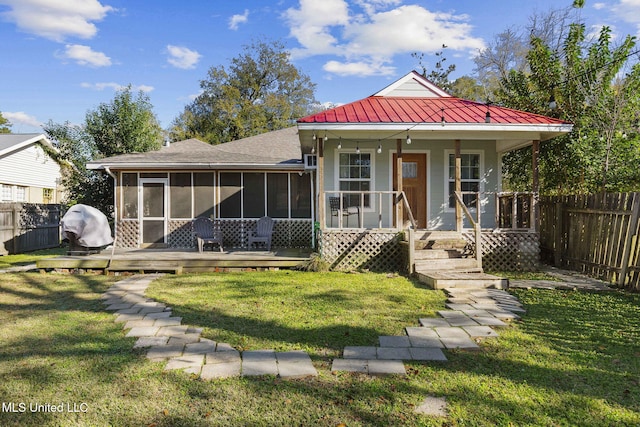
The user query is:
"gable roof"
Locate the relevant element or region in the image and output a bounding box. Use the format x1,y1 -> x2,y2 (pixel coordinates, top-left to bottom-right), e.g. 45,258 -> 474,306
0,133 -> 57,157
87,127 -> 303,171
373,71 -> 451,98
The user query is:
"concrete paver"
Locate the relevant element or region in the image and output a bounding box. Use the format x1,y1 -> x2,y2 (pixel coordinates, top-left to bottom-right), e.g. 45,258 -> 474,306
408,336 -> 444,348
164,354 -> 205,371
126,326 -> 160,337
409,347 -> 447,361
377,347 -> 411,360
276,351 -> 317,378
418,318 -> 452,328
242,350 -> 278,376
440,336 -> 480,350
462,325 -> 499,338
368,359 -> 406,376
331,358 -> 368,373
146,344 -> 186,360
378,335 -> 411,347
343,346 -> 377,359
134,336 -> 169,348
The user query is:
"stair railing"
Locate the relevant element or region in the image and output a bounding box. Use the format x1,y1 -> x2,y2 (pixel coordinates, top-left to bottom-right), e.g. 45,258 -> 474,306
454,191 -> 482,270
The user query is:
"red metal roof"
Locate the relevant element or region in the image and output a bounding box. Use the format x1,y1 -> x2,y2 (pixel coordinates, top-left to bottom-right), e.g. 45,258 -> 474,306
298,96 -> 570,125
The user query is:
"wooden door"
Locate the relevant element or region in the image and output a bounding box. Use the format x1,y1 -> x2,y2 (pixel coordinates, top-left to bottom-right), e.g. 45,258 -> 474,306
393,153 -> 427,228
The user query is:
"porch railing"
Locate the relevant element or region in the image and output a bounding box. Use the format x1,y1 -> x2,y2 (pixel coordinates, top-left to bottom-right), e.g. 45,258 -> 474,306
495,192 -> 536,230
454,191 -> 482,268
323,191 -> 416,230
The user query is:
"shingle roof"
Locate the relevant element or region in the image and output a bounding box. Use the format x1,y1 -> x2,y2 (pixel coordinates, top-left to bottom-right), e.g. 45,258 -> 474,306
87,127 -> 303,170
298,97 -> 570,126
0,133 -> 51,156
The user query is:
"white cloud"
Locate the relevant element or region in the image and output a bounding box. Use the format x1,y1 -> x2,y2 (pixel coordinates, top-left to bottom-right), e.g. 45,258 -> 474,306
0,0 -> 114,42
3,111 -> 42,128
283,0 -> 485,77
166,45 -> 202,69
228,9 -> 249,30
61,44 -> 111,67
81,82 -> 154,92
593,2 -> 607,10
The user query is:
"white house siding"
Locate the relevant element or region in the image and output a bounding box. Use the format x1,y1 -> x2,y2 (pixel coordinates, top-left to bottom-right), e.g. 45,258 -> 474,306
322,138 -> 499,230
0,143 -> 62,202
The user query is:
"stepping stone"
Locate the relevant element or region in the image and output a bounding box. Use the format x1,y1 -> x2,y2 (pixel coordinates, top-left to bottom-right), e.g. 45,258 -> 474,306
184,341 -> 218,355
124,319 -> 156,329
434,327 -> 470,339
167,334 -> 201,346
415,396 -> 447,417
461,309 -> 494,318
408,336 -> 444,348
368,359 -> 406,376
418,318 -> 450,328
409,347 -> 447,361
206,350 -> 240,364
139,306 -> 167,314
377,347 -> 411,360
462,325 -> 499,338
164,354 -> 204,371
186,327 -> 203,335
378,336 -> 410,347
242,350 -> 278,376
201,361 -> 240,379
405,327 -> 439,338
126,326 -> 160,337
473,316 -> 508,327
331,358 -> 368,373
437,310 -> 467,319
445,303 -> 475,311
106,303 -> 133,311
153,317 -> 182,327
215,342 -> 236,352
115,313 -> 144,323
134,336 -> 169,348
157,325 -> 190,336
276,351 -> 317,378
343,346 -> 377,359
440,336 -> 480,350
115,307 -> 143,315
144,311 -> 173,319
444,316 -> 479,327
487,310 -> 520,320
146,344 -> 185,360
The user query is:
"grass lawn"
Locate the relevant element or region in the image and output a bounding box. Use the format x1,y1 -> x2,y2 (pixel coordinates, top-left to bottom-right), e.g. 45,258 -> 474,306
0,271 -> 639,426
0,247 -> 66,269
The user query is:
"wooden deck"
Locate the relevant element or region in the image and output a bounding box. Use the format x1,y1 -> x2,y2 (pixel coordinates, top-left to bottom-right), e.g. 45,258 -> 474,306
36,247 -> 313,274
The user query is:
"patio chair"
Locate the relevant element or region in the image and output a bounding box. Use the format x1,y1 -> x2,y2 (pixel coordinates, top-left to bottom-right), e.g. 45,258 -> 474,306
193,217 -> 224,252
329,196 -> 359,227
247,216 -> 274,251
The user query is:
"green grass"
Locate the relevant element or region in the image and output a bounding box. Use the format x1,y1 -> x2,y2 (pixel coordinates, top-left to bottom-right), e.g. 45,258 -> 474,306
0,247 -> 66,269
1,271 -> 639,426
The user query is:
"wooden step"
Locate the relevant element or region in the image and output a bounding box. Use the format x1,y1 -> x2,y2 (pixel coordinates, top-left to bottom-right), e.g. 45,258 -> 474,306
414,231 -> 467,250
414,258 -> 479,271
414,249 -> 463,260
416,271 -> 507,290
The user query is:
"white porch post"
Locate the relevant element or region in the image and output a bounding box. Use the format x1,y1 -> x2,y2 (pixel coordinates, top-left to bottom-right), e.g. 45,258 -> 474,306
317,138 -> 325,230
532,139 -> 540,232
396,138 -> 403,229
455,139 -> 462,232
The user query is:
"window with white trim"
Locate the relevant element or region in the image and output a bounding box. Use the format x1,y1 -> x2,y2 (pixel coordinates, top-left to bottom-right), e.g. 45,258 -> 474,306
1,184 -> 11,201
338,152 -> 371,208
447,152 -> 482,209
15,186 -> 26,202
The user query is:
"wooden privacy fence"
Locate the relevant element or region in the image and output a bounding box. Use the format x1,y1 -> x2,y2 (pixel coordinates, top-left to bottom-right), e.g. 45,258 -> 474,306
540,193 -> 640,290
0,203 -> 61,255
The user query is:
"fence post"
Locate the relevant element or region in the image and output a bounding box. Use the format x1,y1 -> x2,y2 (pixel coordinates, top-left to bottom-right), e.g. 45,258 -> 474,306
618,193 -> 640,287
554,201 -> 563,267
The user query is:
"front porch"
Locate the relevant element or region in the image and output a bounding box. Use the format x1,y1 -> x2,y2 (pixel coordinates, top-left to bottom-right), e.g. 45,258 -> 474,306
36,247 -> 313,274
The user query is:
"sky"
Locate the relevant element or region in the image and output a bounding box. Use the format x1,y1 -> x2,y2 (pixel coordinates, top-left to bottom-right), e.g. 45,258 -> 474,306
1,0 -> 639,134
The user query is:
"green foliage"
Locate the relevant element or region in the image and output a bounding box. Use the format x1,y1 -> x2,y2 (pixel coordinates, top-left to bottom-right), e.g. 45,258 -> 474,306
499,23 -> 640,193
412,46 -> 457,93
0,111 -> 11,133
170,39 -> 317,144
44,87 -> 163,216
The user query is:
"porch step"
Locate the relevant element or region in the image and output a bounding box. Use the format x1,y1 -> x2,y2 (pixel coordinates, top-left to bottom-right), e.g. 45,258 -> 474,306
414,249 -> 463,260
414,231 -> 467,251
416,271 -> 507,290
414,258 -> 480,272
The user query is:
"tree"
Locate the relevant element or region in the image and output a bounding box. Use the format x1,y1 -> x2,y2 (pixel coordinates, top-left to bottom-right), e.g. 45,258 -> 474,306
413,46 -> 457,93
498,22 -> 640,193
0,111 -> 11,133
170,39 -> 317,144
45,86 -> 163,216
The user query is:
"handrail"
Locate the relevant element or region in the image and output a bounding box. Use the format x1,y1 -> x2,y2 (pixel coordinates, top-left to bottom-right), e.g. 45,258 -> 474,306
399,191 -> 418,229
454,191 -> 482,268
454,191 -> 477,228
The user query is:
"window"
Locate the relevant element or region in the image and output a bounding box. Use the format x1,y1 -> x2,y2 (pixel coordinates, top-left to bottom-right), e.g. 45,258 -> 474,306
339,152 -> 371,208
122,173 -> 138,218
43,188 -> 54,203
291,173 -> 311,218
244,173 -> 265,218
267,173 -> 289,218
448,152 -> 482,209
170,173 -> 192,218
193,173 -> 215,218
16,186 -> 26,202
219,173 -> 242,218
1,184 -> 12,201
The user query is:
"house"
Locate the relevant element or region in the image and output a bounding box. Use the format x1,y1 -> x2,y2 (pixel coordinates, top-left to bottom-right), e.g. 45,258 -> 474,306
87,71 -> 572,279
0,133 -> 65,203
86,127 -> 313,249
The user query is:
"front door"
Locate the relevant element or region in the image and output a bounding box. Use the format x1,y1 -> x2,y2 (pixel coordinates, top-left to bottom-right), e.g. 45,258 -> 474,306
393,153 -> 427,228
139,179 -> 168,247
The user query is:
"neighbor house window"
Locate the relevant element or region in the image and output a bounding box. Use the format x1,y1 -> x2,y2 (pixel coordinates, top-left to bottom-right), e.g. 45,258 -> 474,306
43,188 -> 54,203
338,152 -> 371,208
1,184 -> 11,201
15,186 -> 26,202
447,152 -> 482,209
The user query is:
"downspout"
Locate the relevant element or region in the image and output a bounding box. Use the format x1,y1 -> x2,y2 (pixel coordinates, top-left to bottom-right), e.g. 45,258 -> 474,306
104,166 -> 118,265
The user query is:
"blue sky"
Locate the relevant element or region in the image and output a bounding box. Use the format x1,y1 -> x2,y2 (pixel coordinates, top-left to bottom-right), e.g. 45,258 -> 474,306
1,0 -> 639,134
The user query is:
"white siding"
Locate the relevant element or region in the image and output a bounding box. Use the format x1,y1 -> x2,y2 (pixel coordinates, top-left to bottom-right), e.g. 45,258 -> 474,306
0,143 -> 61,188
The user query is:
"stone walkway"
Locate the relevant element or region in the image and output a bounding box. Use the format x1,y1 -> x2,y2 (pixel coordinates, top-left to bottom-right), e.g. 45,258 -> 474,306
102,274 -> 317,379
331,287 -> 524,375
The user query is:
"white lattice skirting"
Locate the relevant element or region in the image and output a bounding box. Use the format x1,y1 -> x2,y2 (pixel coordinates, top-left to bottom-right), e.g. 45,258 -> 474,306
319,230 -> 406,272
463,231 -> 540,272
116,219 -> 313,249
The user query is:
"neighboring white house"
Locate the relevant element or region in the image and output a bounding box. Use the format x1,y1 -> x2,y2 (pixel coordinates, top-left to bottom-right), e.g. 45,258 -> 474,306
0,134 -> 65,203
